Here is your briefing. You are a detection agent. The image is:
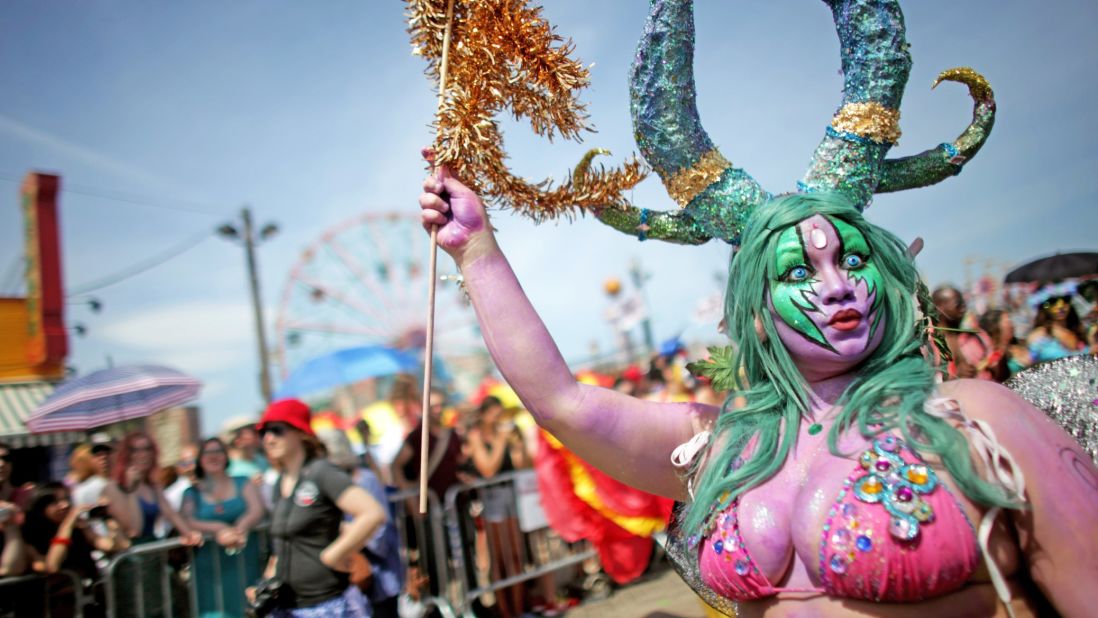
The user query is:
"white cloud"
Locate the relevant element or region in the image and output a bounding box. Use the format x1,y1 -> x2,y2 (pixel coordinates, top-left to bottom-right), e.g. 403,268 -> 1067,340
0,113 -> 178,189
97,300 -> 254,374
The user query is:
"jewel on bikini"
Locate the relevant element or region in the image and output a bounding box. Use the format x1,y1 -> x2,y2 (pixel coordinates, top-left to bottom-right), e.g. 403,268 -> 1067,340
889,516 -> 915,541
905,465 -> 929,485
856,534 -> 873,552
912,500 -> 935,523
841,503 -> 857,518
831,528 -> 851,551
860,476 -> 882,495
735,559 -> 750,576
878,435 -> 899,452
828,554 -> 848,574
713,540 -> 724,555
895,486 -> 914,502
859,451 -> 875,470
874,459 -> 892,473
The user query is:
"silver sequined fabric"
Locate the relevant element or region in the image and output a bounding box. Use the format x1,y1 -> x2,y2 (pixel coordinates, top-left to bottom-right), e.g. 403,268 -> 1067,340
662,503 -> 739,617
1006,355 -> 1098,464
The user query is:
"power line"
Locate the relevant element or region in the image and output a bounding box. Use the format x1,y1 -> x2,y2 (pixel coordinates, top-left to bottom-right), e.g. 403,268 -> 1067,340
0,173 -> 226,217
67,228 -> 215,295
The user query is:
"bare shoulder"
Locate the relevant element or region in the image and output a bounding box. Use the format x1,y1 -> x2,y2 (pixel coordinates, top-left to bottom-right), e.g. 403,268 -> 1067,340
939,379 -> 1098,490
937,378 -> 1056,441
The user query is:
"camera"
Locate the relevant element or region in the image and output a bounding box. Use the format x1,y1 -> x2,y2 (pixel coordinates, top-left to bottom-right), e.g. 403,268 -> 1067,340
87,505 -> 110,520
247,578 -> 290,617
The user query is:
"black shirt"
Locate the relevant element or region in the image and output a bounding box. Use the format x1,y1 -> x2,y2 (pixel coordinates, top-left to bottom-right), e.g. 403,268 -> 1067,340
270,459 -> 354,608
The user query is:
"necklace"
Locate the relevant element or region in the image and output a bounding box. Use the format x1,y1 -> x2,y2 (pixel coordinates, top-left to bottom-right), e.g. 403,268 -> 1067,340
808,423 -> 823,435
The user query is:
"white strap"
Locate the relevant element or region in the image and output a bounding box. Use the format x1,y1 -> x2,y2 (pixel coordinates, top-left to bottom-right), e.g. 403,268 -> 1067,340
924,397 -> 1025,618
671,431 -> 711,498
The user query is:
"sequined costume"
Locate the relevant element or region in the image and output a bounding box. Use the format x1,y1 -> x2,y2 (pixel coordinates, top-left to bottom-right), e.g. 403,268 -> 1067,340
695,436 -> 979,602
664,395 -> 1025,617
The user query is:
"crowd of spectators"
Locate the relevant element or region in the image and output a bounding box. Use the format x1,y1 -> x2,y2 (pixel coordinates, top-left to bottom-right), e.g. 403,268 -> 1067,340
932,279 -> 1097,382
0,279 -> 1093,617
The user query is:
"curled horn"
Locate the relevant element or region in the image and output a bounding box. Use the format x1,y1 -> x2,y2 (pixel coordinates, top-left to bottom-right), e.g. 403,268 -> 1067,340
876,67 -> 996,193
597,0 -> 770,245
800,0 -> 912,208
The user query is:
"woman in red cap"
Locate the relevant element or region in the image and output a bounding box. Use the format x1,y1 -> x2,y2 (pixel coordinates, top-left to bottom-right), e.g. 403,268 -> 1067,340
252,399 -> 385,617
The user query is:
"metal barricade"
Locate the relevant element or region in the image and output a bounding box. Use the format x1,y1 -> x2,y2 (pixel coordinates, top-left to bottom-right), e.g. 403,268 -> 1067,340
386,487 -> 457,618
444,470 -> 598,618
103,526 -> 269,618
0,569 -> 87,618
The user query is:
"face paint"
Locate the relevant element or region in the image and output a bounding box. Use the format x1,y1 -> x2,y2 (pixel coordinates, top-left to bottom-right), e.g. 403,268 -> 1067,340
769,225 -> 833,351
828,216 -> 884,342
767,215 -> 886,377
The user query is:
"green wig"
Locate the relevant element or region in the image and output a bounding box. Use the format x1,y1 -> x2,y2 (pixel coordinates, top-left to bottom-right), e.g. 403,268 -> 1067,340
682,192 -> 1016,535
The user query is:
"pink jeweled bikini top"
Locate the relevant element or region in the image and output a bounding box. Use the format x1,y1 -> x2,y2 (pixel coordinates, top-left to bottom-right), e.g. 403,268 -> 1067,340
694,434 -> 979,603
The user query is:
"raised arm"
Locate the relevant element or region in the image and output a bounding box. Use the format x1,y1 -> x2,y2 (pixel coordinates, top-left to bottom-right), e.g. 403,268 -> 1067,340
0,504 -> 27,577
419,159 -> 717,499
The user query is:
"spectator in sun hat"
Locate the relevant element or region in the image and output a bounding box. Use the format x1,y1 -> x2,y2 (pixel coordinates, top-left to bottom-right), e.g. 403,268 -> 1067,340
1026,280 -> 1089,362
224,415 -> 270,480
250,399 -> 385,616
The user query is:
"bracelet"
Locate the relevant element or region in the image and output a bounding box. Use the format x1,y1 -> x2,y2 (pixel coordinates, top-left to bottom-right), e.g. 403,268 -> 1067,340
50,536 -> 72,547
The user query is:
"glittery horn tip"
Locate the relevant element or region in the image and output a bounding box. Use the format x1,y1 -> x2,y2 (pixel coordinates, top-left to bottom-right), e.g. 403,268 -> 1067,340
876,67 -> 996,194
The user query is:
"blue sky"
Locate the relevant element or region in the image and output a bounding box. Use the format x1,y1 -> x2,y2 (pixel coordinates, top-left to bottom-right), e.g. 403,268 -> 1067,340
1,1 -> 1095,434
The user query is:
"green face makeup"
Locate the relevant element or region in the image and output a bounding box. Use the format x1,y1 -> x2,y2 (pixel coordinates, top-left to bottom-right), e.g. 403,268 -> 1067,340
829,216 -> 884,340
769,225 -> 831,349
767,216 -> 883,351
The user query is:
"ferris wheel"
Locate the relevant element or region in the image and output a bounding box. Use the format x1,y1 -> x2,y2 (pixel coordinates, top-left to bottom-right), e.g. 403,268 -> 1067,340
273,211 -> 480,380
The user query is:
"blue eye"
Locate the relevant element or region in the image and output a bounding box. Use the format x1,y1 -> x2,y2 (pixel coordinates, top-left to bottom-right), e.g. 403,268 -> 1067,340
844,254 -> 865,269
786,266 -> 809,282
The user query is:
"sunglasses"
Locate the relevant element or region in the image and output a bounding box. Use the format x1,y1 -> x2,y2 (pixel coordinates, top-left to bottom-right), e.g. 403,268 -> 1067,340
91,446 -> 113,455
260,423 -> 290,438
1041,296 -> 1070,309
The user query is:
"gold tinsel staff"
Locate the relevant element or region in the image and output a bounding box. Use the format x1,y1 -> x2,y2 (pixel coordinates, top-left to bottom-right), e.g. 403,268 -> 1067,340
406,0 -> 647,513
406,0 -> 646,220
416,0 -> 456,515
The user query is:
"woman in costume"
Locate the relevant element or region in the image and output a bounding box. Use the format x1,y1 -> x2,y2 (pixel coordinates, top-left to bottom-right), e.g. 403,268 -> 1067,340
417,2 -> 1098,615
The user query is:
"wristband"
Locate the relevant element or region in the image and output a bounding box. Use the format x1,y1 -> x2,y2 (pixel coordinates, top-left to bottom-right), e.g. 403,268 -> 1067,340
50,536 -> 72,547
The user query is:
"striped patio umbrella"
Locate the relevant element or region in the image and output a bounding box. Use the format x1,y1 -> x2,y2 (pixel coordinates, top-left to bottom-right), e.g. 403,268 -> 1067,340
26,365 -> 201,433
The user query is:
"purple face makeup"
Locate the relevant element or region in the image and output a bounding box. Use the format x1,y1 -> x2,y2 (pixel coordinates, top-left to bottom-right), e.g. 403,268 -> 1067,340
768,215 -> 885,378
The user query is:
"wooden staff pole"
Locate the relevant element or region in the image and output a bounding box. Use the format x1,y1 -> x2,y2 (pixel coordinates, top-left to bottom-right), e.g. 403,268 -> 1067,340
420,0 -> 456,515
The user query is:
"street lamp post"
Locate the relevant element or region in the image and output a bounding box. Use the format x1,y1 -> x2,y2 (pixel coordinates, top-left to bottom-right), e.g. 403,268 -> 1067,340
629,258 -> 656,355
219,207 -> 278,403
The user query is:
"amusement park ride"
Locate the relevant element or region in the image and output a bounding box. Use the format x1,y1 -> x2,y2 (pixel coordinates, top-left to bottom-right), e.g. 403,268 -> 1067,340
272,211 -> 487,395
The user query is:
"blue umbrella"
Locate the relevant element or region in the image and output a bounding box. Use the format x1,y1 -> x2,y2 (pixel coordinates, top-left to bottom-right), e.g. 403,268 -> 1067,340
26,365 -> 201,433
274,345 -> 421,399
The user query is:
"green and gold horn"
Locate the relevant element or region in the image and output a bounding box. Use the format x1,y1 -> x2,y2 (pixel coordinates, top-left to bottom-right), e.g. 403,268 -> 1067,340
598,0 -> 996,244
799,0 -> 911,208
876,68 -> 996,193
598,0 -> 770,245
